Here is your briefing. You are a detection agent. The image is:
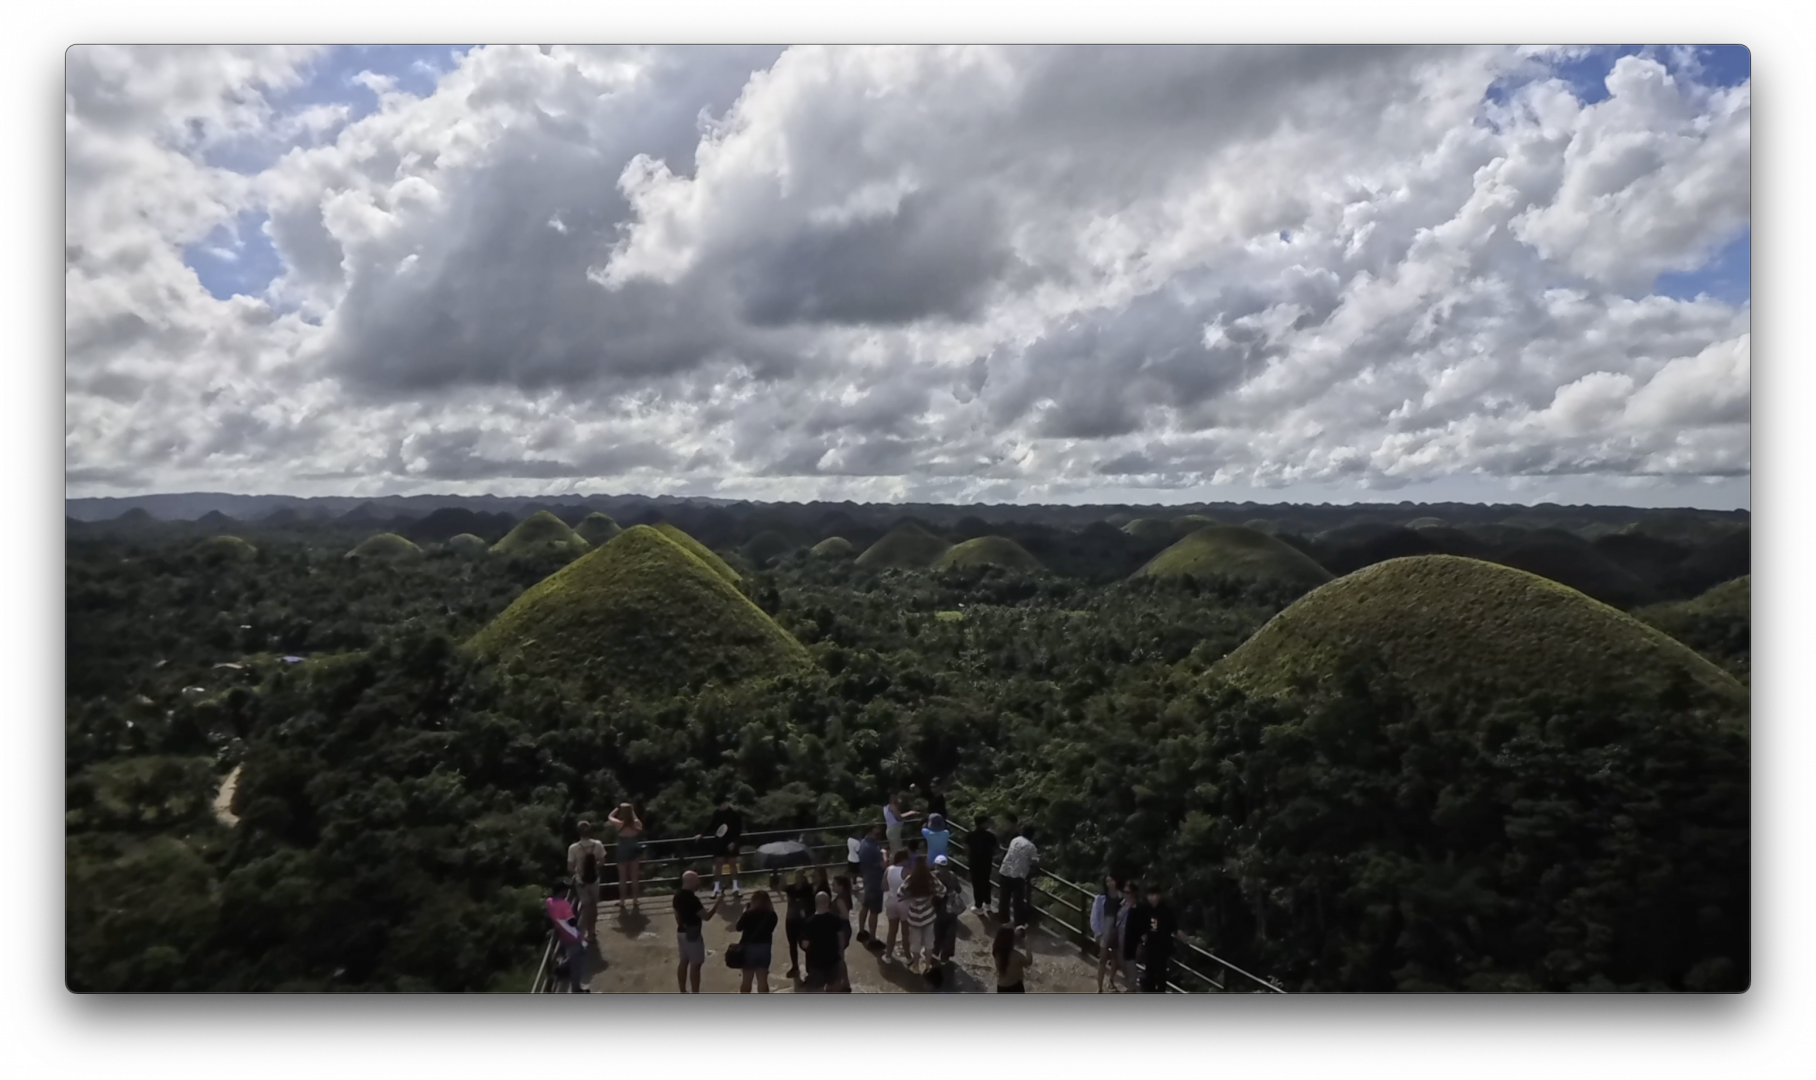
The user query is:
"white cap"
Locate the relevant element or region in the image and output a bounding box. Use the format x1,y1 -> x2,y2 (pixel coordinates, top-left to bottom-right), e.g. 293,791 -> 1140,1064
934,854 -> 949,866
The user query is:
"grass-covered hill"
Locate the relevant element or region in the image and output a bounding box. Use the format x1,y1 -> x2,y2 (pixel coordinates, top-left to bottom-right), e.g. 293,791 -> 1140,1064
345,533 -> 424,561
491,511 -> 591,559
575,512 -> 623,547
1214,555 -> 1747,712
855,522 -> 952,569
1135,525 -> 1333,590
467,525 -> 809,698
933,535 -> 1045,573
446,533 -> 490,558
810,536 -> 856,559
194,535 -> 258,563
654,522 -> 741,586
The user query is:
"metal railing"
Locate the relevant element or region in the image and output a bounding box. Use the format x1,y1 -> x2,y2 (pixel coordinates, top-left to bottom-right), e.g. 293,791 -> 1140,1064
943,821 -> 1284,994
530,817 -> 1285,994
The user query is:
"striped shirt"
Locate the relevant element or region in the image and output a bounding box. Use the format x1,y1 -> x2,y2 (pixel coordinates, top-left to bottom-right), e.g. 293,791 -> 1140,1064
899,879 -> 945,928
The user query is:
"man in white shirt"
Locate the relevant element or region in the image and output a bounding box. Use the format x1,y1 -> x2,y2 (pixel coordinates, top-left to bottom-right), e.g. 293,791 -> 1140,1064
567,820 -> 609,939
997,825 -> 1040,928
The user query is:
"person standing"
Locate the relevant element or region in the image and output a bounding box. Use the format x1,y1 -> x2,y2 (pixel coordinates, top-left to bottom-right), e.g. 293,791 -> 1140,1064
696,797 -> 743,898
1120,884 -> 1145,992
931,854 -> 965,965
922,776 -> 948,820
992,925 -> 1033,992
566,820 -> 609,940
734,889 -> 778,994
856,825 -> 887,945
997,825 -> 1039,928
546,888 -> 591,993
607,802 -> 645,913
832,875 -> 857,992
1137,884 -> 1183,994
884,791 -> 920,856
898,861 -> 943,974
882,847 -> 912,963
965,815 -> 998,915
672,870 -> 722,993
782,866 -> 816,980
921,813 -> 952,864
1091,875 -> 1125,993
801,892 -> 849,992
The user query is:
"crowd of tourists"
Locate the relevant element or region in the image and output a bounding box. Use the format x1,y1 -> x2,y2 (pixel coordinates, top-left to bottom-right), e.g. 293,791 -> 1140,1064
547,779 -> 1187,994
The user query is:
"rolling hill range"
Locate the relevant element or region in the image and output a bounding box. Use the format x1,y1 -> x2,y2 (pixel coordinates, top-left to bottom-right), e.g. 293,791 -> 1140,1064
345,533 -> 423,561
575,512 -> 623,547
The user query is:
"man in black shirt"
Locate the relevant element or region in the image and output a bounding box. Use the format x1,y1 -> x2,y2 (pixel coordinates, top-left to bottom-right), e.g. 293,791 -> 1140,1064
1137,884 -> 1182,994
965,815 -> 998,915
801,891 -> 848,992
922,776 -> 948,819
697,798 -> 744,898
672,870 -> 723,993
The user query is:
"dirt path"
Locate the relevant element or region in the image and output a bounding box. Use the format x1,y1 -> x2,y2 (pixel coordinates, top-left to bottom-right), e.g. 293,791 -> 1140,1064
563,892 -> 1111,994
213,765 -> 240,827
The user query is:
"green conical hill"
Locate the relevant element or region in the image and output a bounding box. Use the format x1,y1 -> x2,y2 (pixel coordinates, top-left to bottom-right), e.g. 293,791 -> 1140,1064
933,536 -> 1044,573
741,530 -> 798,567
468,525 -> 809,698
575,512 -> 623,547
446,533 -> 489,557
1213,556 -> 1747,712
654,523 -> 741,585
491,511 -> 590,558
1122,518 -> 1181,542
855,523 -> 951,569
811,536 -> 856,559
1134,525 -> 1332,589
346,533 -> 423,560
194,535 -> 257,563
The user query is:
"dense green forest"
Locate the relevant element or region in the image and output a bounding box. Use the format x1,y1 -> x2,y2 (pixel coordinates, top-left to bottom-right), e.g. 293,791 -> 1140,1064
65,502 -> 1749,992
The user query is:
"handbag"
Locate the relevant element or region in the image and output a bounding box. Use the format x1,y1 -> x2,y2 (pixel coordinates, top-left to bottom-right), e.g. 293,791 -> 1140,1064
725,941 -> 745,969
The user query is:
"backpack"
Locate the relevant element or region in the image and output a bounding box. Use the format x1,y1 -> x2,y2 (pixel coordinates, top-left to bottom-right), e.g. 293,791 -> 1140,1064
580,846 -> 599,885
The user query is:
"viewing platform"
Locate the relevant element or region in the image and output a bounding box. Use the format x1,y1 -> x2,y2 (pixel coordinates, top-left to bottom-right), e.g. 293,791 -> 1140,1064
532,820 -> 1285,994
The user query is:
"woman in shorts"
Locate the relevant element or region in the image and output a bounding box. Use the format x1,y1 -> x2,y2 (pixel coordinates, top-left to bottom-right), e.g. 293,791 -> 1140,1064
831,875 -> 857,992
607,802 -> 645,913
882,847 -> 911,963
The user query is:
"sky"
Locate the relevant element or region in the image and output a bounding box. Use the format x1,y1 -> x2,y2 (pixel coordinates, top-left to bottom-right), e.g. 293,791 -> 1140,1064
64,44 -> 1751,508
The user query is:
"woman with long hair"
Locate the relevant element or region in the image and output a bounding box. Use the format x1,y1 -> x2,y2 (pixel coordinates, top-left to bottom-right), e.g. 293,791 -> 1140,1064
606,802 -> 644,913
831,875 -> 857,992
993,925 -> 1033,993
783,865 -> 816,981
881,847 -> 911,963
734,889 -> 778,994
898,860 -> 943,974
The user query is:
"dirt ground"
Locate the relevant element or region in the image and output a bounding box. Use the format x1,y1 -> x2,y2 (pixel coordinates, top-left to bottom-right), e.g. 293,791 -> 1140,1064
559,890 -> 1117,994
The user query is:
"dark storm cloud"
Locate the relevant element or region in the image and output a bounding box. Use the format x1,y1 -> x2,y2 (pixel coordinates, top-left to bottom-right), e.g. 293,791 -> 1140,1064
988,268 -> 1338,440
394,426 -> 680,481
733,188 -> 1024,327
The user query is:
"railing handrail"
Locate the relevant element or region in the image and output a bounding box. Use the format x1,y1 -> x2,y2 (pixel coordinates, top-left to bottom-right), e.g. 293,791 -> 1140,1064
943,819 -> 1284,994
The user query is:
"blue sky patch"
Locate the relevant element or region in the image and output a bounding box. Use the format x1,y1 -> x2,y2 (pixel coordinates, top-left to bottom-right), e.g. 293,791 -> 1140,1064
1654,227 -> 1751,306
183,211 -> 285,301
203,45 -> 476,174
1485,45 -> 1749,110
